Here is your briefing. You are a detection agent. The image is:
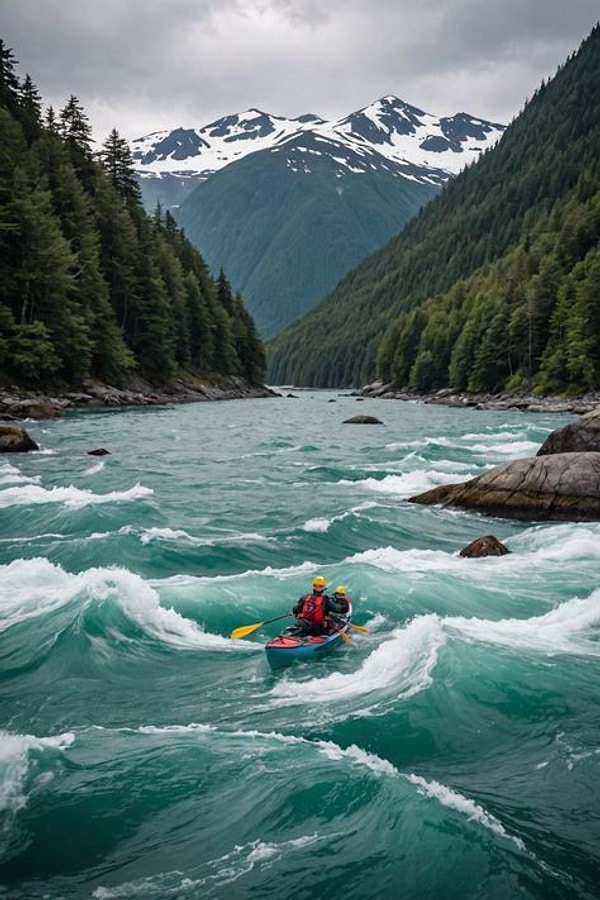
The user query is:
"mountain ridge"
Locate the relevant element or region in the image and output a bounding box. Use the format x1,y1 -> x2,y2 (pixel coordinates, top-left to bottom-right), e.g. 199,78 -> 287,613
132,95 -> 505,338
132,94 -> 505,196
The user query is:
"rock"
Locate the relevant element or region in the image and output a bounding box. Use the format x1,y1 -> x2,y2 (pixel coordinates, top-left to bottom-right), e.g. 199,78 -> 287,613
87,448 -> 111,456
408,452 -> 600,521
537,407 -> 600,455
343,415 -> 384,425
0,396 -> 67,419
459,535 -> 510,557
0,424 -> 39,452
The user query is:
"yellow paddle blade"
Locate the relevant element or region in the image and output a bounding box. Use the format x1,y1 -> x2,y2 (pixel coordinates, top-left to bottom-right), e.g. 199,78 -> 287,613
230,622 -> 264,640
339,629 -> 352,642
349,624 -> 369,633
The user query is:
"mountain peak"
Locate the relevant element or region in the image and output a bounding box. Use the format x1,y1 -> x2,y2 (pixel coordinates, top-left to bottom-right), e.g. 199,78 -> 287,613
132,97 -> 505,185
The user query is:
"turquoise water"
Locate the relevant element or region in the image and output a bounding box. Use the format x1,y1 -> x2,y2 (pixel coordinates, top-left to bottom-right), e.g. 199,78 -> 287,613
1,392 -> 599,899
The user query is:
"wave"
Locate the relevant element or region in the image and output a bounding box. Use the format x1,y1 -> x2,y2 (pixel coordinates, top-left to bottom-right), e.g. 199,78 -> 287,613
449,588 -> 600,655
0,729 -> 75,815
0,558 -> 257,653
139,527 -> 275,547
269,615 -> 445,707
0,462 -> 41,486
0,482 -> 153,510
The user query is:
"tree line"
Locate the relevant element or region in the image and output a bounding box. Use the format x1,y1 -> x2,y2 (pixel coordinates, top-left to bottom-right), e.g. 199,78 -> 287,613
0,39 -> 266,390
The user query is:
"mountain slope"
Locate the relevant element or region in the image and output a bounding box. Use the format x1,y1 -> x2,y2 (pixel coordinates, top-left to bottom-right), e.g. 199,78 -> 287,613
266,27 -> 600,388
133,97 -> 504,337
174,131 -> 439,336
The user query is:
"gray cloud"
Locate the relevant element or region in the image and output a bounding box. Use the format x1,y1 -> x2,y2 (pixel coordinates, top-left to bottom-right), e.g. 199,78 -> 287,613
1,0 -> 598,142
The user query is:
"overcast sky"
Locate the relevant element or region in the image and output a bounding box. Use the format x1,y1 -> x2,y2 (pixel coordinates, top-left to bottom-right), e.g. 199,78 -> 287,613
2,1 -> 599,144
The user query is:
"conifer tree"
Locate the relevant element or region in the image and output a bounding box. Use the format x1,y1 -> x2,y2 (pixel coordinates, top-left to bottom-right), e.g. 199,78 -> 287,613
99,129 -> 142,205
18,74 -> 42,144
0,40 -> 21,118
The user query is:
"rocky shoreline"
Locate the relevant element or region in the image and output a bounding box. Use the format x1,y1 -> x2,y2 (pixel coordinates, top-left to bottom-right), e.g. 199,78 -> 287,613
0,375 -> 278,421
355,381 -> 600,416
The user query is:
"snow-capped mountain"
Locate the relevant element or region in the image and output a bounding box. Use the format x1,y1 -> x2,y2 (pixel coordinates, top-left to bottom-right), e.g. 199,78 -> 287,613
132,96 -> 505,339
132,95 -> 505,193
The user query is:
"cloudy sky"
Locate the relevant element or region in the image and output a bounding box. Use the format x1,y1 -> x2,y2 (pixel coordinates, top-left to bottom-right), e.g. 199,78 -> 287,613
2,0 -> 599,143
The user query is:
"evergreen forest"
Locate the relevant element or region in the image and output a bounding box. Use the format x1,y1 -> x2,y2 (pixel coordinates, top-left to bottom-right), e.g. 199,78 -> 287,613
267,24 -> 600,395
0,40 -> 266,391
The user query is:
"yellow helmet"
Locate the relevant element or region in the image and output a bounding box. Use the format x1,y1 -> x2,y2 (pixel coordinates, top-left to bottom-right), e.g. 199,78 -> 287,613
312,575 -> 327,590
334,585 -> 346,596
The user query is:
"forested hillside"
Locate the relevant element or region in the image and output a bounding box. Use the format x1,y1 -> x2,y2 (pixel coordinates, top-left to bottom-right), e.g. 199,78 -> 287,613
0,40 -> 265,390
267,25 -> 600,392
175,132 -> 439,338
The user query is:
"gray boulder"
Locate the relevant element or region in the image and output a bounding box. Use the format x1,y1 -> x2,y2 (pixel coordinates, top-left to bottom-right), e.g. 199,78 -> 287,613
537,408 -> 600,455
409,452 -> 600,521
0,424 -> 39,452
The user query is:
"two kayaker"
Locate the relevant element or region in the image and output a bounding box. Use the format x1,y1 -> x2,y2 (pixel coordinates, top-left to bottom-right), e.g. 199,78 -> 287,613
292,576 -> 350,636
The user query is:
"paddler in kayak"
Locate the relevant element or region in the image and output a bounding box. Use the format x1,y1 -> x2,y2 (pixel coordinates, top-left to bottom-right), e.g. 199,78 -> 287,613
291,577 -> 350,636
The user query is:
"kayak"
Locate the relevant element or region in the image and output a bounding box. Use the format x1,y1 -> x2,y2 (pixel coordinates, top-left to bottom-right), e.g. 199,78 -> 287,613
265,604 -> 352,668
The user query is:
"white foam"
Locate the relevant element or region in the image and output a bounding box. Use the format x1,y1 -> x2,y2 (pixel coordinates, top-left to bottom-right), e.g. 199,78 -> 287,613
0,482 -> 153,509
269,614 -> 445,705
346,469 -> 477,498
449,588 -> 600,655
302,517 -> 331,532
405,772 -> 525,849
139,527 -> 273,547
0,730 -> 75,814
0,463 -> 41,486
0,558 -> 257,652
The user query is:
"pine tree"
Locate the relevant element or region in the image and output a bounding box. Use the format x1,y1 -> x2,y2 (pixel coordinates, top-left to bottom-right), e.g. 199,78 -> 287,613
0,39 -> 21,118
98,129 -> 142,205
18,74 -> 42,144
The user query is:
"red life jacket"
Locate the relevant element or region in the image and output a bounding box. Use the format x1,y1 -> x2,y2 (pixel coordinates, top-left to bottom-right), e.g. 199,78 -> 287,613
299,592 -> 327,624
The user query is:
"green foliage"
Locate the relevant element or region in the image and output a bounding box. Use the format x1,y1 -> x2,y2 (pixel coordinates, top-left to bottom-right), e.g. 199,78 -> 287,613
6,320 -> 61,382
267,24 -> 600,391
0,38 -> 266,390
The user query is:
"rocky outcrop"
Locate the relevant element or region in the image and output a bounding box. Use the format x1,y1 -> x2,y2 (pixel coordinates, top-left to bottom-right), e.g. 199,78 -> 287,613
355,382 -> 600,415
0,424 -> 39,452
537,408 -> 600,455
343,415 -> 384,425
0,376 -> 278,421
459,535 -> 510,557
409,452 -> 600,521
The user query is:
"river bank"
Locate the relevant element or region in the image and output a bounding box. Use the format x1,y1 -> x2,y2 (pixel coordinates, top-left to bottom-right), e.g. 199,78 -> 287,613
0,375 -> 278,421
354,381 -> 600,415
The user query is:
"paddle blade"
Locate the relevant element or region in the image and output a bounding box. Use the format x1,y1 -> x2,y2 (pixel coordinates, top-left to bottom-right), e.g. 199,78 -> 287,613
349,624 -> 369,633
230,622 -> 263,640
338,629 -> 352,642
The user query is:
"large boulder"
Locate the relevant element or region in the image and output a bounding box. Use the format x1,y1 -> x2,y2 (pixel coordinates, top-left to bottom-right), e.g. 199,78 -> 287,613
0,424 -> 39,452
537,407 -> 600,455
459,535 -> 510,557
409,452 -> 600,521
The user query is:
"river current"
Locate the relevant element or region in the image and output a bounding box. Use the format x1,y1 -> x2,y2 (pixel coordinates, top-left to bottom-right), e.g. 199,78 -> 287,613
0,391 -> 598,899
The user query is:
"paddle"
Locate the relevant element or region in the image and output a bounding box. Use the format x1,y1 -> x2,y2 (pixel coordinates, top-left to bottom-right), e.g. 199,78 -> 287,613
349,623 -> 369,634
230,613 -> 292,640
